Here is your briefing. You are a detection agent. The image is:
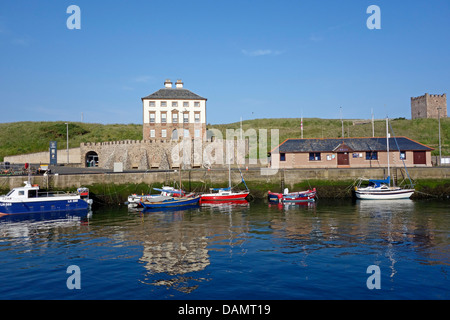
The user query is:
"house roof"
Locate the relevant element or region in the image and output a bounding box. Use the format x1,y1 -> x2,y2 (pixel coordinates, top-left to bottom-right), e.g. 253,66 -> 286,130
142,88 -> 207,101
274,137 -> 434,153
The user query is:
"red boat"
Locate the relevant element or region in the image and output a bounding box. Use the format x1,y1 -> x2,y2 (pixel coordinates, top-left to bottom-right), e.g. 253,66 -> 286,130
200,187 -> 249,201
268,188 -> 316,203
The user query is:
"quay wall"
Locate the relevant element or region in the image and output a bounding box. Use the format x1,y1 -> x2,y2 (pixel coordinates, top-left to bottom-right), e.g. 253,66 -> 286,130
1,167 -> 449,202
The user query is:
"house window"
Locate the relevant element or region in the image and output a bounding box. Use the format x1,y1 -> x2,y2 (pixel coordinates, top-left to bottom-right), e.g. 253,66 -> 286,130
195,113 -> 200,123
280,153 -> 286,161
366,151 -> 378,160
194,101 -> 200,107
149,113 -> 155,123
150,130 -> 155,138
161,101 -> 167,107
183,101 -> 189,108
195,129 -> 200,138
184,129 -> 189,137
161,129 -> 167,138
172,101 -> 178,108
400,151 -> 406,160
172,113 -> 178,123
161,113 -> 167,123
183,113 -> 189,123
149,101 -> 155,107
309,152 -> 321,161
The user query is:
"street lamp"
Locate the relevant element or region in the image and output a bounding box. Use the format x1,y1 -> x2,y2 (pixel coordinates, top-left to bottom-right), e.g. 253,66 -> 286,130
437,107 -> 442,166
65,122 -> 69,164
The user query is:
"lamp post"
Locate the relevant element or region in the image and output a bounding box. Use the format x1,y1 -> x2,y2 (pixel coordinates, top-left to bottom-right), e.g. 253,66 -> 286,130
437,107 -> 442,166
65,122 -> 69,164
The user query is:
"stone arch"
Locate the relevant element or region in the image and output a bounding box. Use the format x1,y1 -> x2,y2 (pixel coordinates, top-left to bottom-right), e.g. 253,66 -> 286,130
85,151 -> 99,167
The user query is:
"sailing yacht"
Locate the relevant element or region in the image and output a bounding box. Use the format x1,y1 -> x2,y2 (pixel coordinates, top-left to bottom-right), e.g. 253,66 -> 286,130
354,117 -> 415,200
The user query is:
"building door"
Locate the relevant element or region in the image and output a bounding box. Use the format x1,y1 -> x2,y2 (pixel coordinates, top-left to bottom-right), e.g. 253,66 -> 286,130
413,151 -> 426,165
337,152 -> 349,165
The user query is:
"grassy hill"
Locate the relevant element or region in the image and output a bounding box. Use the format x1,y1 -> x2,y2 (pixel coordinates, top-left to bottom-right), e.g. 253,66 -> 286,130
0,118 -> 448,161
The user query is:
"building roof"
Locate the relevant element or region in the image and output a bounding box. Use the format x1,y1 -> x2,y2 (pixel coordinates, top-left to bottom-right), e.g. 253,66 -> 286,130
142,88 -> 207,101
274,137 -> 433,153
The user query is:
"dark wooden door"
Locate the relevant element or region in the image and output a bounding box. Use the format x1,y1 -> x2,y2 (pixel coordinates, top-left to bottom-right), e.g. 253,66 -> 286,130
413,151 -> 426,164
337,152 -> 349,165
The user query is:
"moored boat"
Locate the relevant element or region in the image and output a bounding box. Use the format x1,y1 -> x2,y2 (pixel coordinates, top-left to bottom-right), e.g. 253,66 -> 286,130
354,177 -> 414,200
200,187 -> 249,201
127,186 -> 184,208
353,118 -> 415,200
268,188 -> 316,203
140,193 -> 200,209
0,181 -> 93,216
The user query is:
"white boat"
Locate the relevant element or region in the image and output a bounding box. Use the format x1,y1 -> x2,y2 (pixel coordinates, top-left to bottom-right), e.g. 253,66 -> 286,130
354,117 -> 415,200
0,181 -> 93,216
354,177 -> 415,200
127,186 -> 184,208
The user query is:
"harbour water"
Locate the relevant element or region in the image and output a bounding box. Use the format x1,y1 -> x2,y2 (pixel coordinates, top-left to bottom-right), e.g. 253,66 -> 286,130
0,198 -> 448,300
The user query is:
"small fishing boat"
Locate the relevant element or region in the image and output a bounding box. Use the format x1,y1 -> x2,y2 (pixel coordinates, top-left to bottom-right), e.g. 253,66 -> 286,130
200,164 -> 250,202
268,188 -> 316,203
140,193 -> 200,209
127,186 -> 184,208
0,181 -> 93,216
200,187 -> 249,201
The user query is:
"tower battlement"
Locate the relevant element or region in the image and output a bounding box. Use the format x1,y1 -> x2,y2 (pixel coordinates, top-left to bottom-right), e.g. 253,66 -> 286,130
411,93 -> 447,119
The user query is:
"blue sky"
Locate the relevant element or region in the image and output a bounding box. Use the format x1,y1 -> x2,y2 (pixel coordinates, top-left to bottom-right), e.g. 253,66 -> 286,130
0,0 -> 449,125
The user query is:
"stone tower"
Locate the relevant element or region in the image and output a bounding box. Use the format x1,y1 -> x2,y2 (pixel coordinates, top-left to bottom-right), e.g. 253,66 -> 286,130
411,93 -> 447,119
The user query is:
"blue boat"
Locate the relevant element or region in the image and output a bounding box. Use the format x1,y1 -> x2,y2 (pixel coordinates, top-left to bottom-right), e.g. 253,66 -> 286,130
0,181 -> 93,216
140,194 -> 200,209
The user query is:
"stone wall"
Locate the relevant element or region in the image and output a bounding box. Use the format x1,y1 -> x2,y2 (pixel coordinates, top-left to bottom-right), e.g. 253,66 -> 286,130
80,138 -> 250,170
4,148 -> 81,165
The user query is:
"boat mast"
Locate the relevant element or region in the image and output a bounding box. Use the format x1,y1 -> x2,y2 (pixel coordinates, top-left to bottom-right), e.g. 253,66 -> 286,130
386,117 -> 390,186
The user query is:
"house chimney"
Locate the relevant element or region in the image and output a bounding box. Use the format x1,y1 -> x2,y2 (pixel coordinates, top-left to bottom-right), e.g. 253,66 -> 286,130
164,79 -> 172,88
175,79 -> 183,89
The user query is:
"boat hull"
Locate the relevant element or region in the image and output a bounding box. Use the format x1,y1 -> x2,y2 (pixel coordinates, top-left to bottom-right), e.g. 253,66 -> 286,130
268,190 -> 316,203
0,198 -> 90,216
354,189 -> 415,200
200,192 -> 249,201
140,196 -> 200,209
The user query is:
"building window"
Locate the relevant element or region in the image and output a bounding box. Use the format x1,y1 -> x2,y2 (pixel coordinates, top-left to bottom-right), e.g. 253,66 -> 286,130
161,101 -> 167,107
280,153 -> 286,161
194,101 -> 200,107
161,129 -> 167,138
150,130 -> 155,138
366,151 -> 378,160
161,113 -> 167,123
183,113 -> 189,123
183,101 -> 189,108
400,151 -> 406,160
172,101 -> 178,108
149,113 -> 155,123
149,101 -> 155,107
309,152 -> 321,161
184,129 -> 189,137
195,129 -> 200,138
172,113 -> 178,123
195,113 -> 200,123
